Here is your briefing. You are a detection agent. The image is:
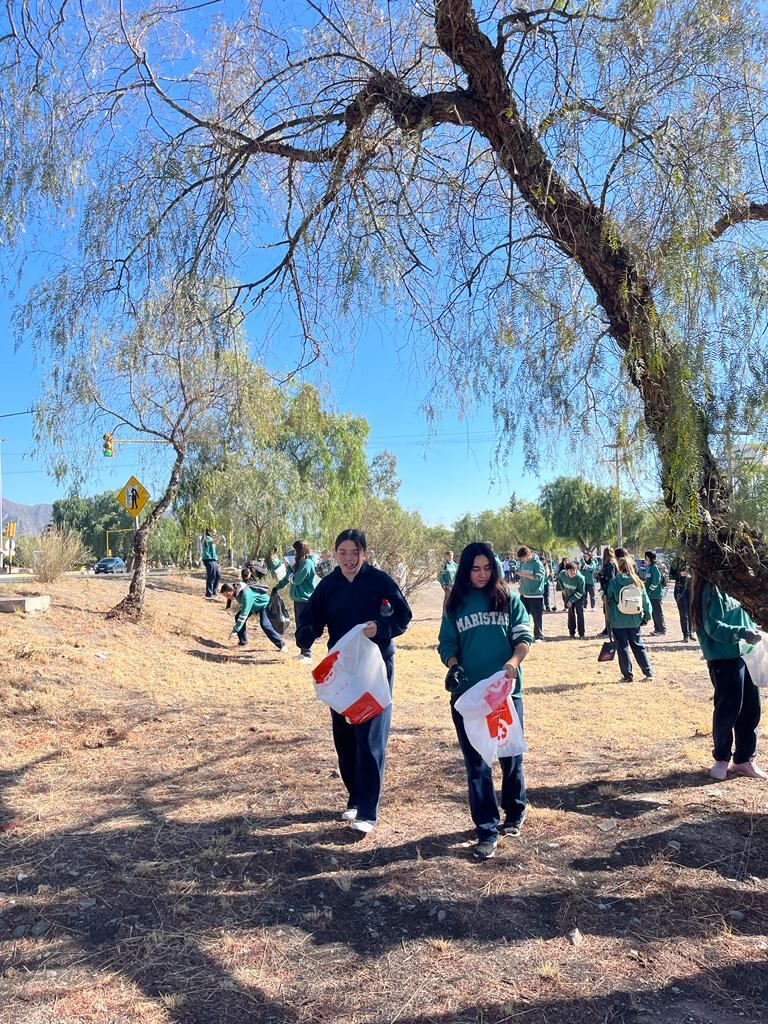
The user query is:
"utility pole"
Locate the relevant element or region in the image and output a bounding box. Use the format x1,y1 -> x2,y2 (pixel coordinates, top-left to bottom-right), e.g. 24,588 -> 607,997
603,442 -> 624,548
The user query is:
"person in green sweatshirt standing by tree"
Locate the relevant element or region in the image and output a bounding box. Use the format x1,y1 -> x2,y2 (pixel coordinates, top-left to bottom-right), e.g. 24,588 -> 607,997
438,542 -> 532,860
690,573 -> 766,781
558,561 -> 586,638
438,550 -> 458,609
644,550 -> 667,634
516,545 -> 545,642
274,539 -> 319,662
201,528 -> 220,599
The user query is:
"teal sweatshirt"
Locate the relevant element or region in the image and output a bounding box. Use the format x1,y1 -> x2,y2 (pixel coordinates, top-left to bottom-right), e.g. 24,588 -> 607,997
645,562 -> 666,600
557,570 -> 585,604
438,560 -> 457,588
607,572 -> 652,628
202,537 -> 217,561
438,589 -> 533,699
697,583 -> 756,661
231,584 -> 270,632
582,559 -> 598,586
518,555 -> 545,596
275,555 -> 319,603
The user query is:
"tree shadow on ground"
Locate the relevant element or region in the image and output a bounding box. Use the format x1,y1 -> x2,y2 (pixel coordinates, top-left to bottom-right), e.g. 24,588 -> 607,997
185,648 -> 283,666
527,770 -> 714,818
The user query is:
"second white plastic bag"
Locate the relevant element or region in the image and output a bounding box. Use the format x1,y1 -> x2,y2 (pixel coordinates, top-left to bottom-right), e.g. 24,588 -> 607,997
454,670 -> 528,767
311,624 -> 391,724
742,632 -> 768,688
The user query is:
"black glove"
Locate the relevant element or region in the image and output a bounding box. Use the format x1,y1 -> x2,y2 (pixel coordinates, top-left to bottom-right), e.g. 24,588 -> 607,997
444,664 -> 468,694
743,629 -> 762,646
271,586 -> 277,595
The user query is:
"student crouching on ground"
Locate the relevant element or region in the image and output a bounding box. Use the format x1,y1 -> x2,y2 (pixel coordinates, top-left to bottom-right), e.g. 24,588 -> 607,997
438,542 -> 532,860
689,572 -> 766,781
220,582 -> 286,652
607,554 -> 653,682
517,545 -> 545,642
295,529 -> 412,834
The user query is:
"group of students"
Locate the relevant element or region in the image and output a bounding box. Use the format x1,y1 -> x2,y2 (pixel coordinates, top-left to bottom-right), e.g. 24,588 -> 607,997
207,528 -> 766,859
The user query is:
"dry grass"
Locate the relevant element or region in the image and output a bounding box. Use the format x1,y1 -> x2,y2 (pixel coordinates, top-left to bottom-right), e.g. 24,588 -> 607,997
0,575 -> 766,1024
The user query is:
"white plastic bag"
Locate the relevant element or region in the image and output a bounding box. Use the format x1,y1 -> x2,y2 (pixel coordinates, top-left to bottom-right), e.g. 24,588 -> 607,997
742,632 -> 768,688
454,670 -> 528,767
311,624 -> 391,724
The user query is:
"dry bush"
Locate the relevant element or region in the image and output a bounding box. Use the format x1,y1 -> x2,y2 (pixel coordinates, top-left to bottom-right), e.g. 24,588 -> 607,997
15,528 -> 92,583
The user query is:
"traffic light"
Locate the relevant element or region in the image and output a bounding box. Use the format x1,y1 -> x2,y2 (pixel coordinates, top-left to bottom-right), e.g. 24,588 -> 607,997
102,433 -> 113,457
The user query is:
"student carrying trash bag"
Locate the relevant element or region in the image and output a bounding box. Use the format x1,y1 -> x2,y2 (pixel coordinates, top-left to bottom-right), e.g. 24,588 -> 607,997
438,542 -> 533,860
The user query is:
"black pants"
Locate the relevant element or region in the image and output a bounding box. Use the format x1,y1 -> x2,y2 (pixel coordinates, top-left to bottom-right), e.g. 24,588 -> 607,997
567,598 -> 585,637
294,599 -> 312,656
451,698 -> 526,842
708,658 -> 760,764
651,598 -> 666,633
520,595 -> 544,640
585,583 -> 596,608
676,593 -> 691,639
331,656 -> 394,822
236,608 -> 284,648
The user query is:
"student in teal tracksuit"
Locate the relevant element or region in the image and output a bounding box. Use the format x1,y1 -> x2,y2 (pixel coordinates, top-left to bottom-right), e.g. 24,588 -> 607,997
220,582 -> 285,650
607,555 -> 653,681
438,542 -> 532,860
689,573 -> 765,781
644,551 -> 667,634
581,555 -> 598,609
516,546 -> 545,641
201,528 -> 220,598
274,539 -> 319,662
558,562 -> 586,638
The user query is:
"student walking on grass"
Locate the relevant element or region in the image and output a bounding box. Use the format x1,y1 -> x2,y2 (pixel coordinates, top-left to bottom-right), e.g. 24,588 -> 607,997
273,539 -> 318,662
438,542 -> 532,860
644,550 -> 667,634
517,546 -> 545,642
296,529 -> 412,835
689,572 -> 766,781
558,561 -> 586,638
220,582 -> 286,651
607,554 -> 654,682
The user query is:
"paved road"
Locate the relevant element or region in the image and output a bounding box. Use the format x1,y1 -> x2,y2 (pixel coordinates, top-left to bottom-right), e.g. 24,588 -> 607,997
0,568 -> 182,583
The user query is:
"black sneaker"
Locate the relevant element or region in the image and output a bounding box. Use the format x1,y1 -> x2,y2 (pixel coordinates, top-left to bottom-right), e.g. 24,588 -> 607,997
473,838 -> 498,859
501,813 -> 526,836
622,675 -> 633,682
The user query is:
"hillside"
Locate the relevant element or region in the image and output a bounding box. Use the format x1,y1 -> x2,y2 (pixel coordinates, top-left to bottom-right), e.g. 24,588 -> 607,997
1,498 -> 53,536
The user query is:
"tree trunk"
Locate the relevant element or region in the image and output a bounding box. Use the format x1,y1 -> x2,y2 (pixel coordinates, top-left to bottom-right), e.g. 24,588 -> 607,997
432,0 -> 768,624
107,445 -> 186,621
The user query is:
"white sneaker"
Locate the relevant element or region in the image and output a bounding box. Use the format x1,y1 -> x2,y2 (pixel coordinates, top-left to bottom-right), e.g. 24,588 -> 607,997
340,808 -> 357,821
349,818 -> 375,834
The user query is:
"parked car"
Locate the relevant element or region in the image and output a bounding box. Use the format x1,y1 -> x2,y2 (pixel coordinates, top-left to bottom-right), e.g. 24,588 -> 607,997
94,556 -> 126,574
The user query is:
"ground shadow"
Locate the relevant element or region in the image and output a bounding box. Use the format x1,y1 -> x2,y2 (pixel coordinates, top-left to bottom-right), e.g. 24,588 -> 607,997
527,769 -> 714,818
186,648 -> 282,666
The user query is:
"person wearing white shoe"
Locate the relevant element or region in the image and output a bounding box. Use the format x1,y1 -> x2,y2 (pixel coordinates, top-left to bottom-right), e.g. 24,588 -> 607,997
296,529 -> 412,828
690,572 -> 765,782
273,540 -> 319,661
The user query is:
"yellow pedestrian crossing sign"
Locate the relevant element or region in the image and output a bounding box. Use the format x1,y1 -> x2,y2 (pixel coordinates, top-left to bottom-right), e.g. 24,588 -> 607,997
117,476 -> 150,518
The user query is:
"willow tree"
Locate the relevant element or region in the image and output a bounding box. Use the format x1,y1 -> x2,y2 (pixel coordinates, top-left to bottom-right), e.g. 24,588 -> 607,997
3,2 -> 768,616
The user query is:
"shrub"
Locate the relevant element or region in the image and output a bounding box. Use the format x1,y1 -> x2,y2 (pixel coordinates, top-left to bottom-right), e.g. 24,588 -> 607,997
15,528 -> 92,583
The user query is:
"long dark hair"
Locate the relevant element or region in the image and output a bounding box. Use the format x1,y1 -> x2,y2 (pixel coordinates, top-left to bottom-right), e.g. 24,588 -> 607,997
689,569 -> 710,634
446,542 -> 509,614
602,546 -> 617,567
293,539 -> 310,567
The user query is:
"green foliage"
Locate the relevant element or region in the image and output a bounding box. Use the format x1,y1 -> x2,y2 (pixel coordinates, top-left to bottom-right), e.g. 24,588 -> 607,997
540,477 -> 620,553
53,492 -> 135,558
360,497 -> 440,597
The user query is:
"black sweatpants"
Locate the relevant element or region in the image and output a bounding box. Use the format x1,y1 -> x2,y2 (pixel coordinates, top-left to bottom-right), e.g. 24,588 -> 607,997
520,595 -> 544,640
567,598 -> 585,638
708,657 -> 761,764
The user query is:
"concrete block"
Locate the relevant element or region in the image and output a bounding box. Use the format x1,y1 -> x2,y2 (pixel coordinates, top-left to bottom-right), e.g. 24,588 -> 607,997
0,595 -> 52,615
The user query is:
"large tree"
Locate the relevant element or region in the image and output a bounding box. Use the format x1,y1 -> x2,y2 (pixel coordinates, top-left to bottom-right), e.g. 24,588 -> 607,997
4,2 -> 768,617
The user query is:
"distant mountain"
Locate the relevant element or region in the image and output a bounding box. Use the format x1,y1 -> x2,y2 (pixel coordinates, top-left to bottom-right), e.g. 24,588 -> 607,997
1,498 -> 54,536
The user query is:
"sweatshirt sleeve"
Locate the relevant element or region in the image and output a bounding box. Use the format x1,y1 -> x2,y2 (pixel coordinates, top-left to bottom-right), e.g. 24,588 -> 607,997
274,572 -> 291,592
704,589 -> 754,646
642,586 -> 652,620
232,592 -> 254,632
373,577 -> 412,644
438,611 -> 460,667
507,593 -> 534,648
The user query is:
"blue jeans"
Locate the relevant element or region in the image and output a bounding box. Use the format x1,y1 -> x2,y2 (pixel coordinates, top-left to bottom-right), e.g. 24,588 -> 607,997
451,697 -> 526,842
236,608 -> 284,649
203,558 -> 220,597
709,658 -> 760,763
613,626 -> 653,679
330,655 -> 394,822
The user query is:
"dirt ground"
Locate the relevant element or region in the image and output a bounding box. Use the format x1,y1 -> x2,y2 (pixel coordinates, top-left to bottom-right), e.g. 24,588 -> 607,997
0,574 -> 766,1024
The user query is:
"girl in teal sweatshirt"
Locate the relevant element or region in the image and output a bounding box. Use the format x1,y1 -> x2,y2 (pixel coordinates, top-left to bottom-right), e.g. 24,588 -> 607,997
690,573 -> 765,781
438,542 -> 533,859
274,539 -> 319,662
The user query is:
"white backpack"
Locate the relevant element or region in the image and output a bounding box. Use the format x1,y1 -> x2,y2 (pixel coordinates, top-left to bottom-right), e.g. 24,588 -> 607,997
618,584 -> 643,615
